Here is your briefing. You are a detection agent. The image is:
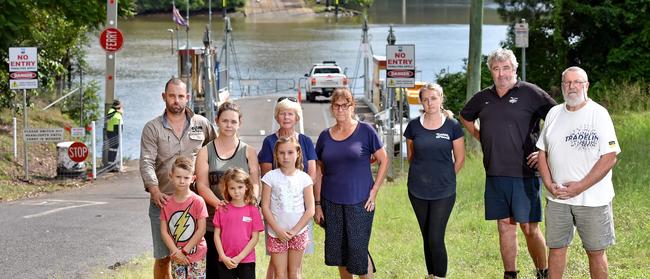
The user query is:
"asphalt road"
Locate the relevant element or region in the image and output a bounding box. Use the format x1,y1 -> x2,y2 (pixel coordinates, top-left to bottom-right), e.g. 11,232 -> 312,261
236,94 -> 334,150
0,161 -> 150,278
0,95 -> 333,278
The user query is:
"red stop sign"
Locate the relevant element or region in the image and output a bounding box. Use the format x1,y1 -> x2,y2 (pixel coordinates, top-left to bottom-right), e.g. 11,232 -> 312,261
68,142 -> 89,163
99,27 -> 124,52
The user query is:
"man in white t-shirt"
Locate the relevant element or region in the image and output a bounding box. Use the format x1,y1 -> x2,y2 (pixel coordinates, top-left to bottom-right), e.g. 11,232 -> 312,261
536,66 -> 620,279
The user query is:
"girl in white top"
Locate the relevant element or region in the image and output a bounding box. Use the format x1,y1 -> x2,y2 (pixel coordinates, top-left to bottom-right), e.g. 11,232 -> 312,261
261,136 -> 315,279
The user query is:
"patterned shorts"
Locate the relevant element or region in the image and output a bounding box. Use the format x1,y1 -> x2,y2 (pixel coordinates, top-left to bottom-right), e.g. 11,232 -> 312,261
321,198 -> 375,275
266,230 -> 310,253
171,258 -> 206,279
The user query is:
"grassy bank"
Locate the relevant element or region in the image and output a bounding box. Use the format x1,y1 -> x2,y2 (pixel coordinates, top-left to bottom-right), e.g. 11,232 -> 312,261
96,111 -> 649,278
0,105 -> 87,201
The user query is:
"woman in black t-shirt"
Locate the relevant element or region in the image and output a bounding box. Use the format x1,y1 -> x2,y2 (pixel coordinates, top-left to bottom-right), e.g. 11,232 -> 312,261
403,83 -> 465,279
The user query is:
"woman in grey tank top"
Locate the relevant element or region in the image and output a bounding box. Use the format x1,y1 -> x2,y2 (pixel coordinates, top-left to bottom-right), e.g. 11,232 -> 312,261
195,101 -> 260,278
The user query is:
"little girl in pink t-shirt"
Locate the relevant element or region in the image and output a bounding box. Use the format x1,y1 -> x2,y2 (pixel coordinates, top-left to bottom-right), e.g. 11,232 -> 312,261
213,168 -> 264,279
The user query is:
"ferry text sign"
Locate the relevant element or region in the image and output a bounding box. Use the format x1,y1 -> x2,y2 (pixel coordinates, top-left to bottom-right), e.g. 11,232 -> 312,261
100,27 -> 124,52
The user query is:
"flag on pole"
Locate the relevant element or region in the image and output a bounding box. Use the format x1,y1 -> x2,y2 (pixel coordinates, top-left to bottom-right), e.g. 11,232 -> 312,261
172,5 -> 188,26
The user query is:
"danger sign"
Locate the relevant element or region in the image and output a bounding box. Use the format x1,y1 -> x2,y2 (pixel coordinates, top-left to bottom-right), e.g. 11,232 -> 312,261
10,72 -> 37,79
100,27 -> 124,52
68,141 -> 89,163
387,70 -> 415,78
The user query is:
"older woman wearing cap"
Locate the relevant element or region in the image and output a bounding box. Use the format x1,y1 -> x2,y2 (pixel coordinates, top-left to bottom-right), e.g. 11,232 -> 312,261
314,88 -> 388,278
258,96 -> 317,279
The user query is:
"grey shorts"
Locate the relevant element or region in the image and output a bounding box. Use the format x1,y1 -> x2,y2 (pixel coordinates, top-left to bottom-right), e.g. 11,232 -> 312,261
545,200 -> 616,251
149,202 -> 170,259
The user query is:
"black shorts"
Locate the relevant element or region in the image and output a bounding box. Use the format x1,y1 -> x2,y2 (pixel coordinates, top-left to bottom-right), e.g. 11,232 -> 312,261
321,198 -> 376,275
484,176 -> 543,223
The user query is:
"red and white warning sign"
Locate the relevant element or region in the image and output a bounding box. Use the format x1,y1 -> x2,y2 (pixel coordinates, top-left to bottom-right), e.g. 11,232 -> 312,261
68,141 -> 89,163
9,47 -> 38,89
9,47 -> 37,72
386,44 -> 415,88
387,70 -> 415,78
10,72 -> 37,79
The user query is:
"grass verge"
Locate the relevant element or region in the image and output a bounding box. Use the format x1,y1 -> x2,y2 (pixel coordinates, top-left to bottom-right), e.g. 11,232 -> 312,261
0,103 -> 89,201
94,111 -> 649,278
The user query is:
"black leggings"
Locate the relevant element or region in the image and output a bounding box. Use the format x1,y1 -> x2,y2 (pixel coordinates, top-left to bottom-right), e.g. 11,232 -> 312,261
408,193 -> 456,277
204,231 -> 219,279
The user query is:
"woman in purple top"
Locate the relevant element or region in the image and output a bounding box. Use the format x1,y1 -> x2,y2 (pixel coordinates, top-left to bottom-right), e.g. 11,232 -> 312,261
314,88 -> 389,278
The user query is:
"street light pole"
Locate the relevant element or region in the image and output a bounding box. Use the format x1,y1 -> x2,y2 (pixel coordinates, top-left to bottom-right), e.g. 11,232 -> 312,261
362,17 -> 370,99
203,25 -> 215,121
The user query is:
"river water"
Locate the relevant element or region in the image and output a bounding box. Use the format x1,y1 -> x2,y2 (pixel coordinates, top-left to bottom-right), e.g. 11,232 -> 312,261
85,1 -> 507,158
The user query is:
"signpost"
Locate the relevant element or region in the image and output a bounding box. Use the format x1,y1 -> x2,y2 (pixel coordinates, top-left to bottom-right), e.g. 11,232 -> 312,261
9,47 -> 38,180
386,44 -> 415,88
68,141 -> 89,163
515,19 -> 529,81
103,0 -> 121,166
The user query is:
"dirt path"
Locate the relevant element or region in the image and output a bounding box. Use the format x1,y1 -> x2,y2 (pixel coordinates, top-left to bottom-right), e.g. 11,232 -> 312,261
244,0 -> 315,20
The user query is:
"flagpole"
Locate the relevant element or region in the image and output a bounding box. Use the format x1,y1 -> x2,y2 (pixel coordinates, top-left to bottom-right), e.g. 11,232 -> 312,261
186,0 -> 190,54
186,0 -> 191,98
173,0 -> 179,77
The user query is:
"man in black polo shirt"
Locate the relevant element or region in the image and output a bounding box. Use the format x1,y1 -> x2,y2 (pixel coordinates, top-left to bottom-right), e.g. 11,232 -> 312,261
460,48 -> 556,279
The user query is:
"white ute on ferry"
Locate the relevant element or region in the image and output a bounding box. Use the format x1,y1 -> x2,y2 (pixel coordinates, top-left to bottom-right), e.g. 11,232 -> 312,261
304,61 -> 348,102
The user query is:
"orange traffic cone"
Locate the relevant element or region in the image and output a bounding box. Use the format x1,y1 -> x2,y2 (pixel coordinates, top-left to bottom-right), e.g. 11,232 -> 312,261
297,86 -> 302,104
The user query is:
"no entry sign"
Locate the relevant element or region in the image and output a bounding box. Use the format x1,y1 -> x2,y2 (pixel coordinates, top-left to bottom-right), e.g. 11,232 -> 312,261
9,47 -> 38,89
9,47 -> 37,72
386,44 -> 416,88
99,27 -> 124,52
68,141 -> 89,163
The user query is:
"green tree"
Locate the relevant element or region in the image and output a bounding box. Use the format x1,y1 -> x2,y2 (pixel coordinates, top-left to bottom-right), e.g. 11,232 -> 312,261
436,57 -> 494,115
493,0 -> 560,93
0,0 -> 134,120
557,0 -> 650,82
495,0 -> 650,93
61,81 -> 102,128
133,0 -> 245,14
343,0 -> 374,9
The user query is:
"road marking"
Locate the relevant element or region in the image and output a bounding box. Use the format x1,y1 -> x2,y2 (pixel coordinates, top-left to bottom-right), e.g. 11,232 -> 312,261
21,201 -> 48,205
22,199 -> 108,219
321,105 -> 331,128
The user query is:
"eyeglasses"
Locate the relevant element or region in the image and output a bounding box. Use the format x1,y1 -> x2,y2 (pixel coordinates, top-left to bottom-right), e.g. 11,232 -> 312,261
277,96 -> 298,103
490,65 -> 513,73
562,80 -> 587,87
332,103 -> 351,111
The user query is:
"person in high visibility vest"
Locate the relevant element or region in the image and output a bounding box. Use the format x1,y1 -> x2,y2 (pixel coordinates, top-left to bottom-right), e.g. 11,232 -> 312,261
106,99 -> 123,170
